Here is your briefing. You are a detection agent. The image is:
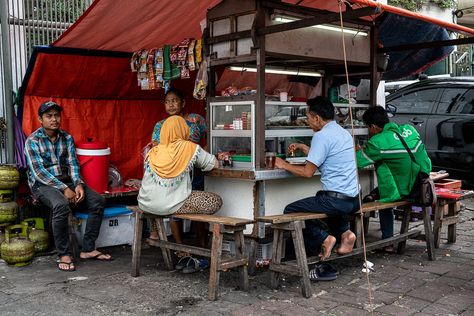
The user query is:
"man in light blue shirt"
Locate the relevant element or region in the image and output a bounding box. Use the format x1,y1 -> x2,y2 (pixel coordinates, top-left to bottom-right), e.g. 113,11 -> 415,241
275,96 -> 359,261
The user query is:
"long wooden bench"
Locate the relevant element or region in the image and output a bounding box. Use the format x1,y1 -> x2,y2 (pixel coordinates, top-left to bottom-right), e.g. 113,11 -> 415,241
256,200 -> 435,298
128,206 -> 254,301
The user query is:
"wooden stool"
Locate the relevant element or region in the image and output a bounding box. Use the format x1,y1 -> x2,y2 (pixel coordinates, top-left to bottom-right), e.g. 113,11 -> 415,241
130,207 -> 253,301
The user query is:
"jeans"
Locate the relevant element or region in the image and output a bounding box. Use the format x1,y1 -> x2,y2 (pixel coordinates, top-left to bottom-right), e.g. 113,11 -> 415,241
284,191 -> 360,254
379,208 -> 394,239
32,182 -> 106,256
362,188 -> 394,240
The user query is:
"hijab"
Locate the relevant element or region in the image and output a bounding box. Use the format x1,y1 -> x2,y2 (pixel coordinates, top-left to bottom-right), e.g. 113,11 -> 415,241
147,115 -> 197,178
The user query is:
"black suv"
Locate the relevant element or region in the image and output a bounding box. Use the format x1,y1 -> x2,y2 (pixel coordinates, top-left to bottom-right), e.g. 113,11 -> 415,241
386,77 -> 474,186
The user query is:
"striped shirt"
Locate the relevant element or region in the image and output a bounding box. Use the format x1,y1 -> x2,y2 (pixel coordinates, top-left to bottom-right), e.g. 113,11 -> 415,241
25,128 -> 82,191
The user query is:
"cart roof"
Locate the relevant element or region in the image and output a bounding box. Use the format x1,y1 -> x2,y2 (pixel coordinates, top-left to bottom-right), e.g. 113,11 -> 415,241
52,0 -> 474,52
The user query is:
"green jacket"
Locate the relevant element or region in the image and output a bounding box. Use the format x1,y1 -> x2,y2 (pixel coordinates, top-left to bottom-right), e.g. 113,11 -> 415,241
356,122 -> 432,202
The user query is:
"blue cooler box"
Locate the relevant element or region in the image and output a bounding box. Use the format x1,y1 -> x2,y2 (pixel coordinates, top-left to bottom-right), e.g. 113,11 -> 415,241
74,205 -> 135,248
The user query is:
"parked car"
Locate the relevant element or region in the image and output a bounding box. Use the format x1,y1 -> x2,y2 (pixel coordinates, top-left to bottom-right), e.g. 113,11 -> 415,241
386,77 -> 474,187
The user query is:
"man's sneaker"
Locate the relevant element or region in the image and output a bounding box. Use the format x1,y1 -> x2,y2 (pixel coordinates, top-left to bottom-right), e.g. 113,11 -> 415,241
182,258 -> 209,274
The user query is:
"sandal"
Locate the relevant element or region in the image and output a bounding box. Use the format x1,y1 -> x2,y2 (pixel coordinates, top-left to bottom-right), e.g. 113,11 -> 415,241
374,245 -> 396,254
57,260 -> 76,272
182,258 -> 209,274
80,252 -> 114,261
309,264 -> 337,281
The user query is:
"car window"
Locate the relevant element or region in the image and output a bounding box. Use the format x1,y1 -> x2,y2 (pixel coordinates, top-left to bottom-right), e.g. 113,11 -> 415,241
388,88 -> 438,114
438,88 -> 474,114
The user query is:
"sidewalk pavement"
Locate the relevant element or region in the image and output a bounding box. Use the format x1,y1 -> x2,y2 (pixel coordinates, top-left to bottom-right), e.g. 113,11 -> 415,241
1,199 -> 473,316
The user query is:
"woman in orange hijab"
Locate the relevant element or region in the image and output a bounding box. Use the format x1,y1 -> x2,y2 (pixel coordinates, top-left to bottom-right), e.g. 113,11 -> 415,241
138,115 -> 221,216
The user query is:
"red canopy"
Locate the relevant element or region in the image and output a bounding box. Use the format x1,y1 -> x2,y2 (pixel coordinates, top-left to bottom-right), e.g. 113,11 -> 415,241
53,0 -> 474,52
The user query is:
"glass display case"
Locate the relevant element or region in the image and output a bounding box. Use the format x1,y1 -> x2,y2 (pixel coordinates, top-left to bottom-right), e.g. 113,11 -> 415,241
210,100 -> 369,168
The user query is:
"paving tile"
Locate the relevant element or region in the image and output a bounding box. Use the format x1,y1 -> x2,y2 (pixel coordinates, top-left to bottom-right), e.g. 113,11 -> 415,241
431,275 -> 474,291
291,296 -> 340,310
375,303 -> 418,315
421,303 -> 464,315
230,305 -> 275,316
444,264 -> 474,281
276,304 -> 318,316
407,283 -> 449,303
318,304 -> 375,316
378,276 -> 426,294
435,290 -> 474,311
392,295 -> 431,311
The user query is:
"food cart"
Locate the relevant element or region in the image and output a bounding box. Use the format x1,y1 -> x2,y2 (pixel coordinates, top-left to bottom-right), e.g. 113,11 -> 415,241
203,0 -> 377,241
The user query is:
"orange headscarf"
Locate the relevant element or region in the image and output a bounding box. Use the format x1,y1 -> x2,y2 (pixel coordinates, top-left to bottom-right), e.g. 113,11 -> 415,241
146,116 -> 197,178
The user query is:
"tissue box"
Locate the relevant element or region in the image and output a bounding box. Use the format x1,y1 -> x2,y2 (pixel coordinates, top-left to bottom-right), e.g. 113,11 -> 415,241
75,205 -> 135,248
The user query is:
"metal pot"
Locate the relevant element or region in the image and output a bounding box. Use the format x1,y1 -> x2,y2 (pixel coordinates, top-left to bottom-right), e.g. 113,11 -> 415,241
0,201 -> 18,224
0,189 -> 13,203
0,165 -> 20,189
1,225 -> 35,266
21,218 -> 49,253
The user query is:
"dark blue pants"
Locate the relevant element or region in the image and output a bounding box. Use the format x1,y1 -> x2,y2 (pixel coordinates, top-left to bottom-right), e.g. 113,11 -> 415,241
284,191 -> 359,253
33,182 -> 106,256
379,208 -> 394,239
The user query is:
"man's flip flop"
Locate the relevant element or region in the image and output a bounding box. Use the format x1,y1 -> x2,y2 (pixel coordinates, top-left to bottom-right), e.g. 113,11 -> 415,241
57,260 -> 76,272
81,252 -> 114,261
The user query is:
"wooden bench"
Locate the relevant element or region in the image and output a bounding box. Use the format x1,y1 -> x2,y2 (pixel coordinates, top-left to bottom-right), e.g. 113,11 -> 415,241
256,200 -> 435,298
129,207 -> 254,301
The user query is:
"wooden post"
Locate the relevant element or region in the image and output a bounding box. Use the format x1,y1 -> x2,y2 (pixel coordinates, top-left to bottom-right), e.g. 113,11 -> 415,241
422,206 -> 436,261
208,223 -> 223,301
156,217 -> 173,270
292,221 -> 312,298
397,205 -> 411,254
131,211 -> 143,277
433,200 -> 445,248
369,25 -> 379,107
255,3 -> 266,170
270,227 -> 284,289
234,228 -> 249,291
447,202 -> 457,243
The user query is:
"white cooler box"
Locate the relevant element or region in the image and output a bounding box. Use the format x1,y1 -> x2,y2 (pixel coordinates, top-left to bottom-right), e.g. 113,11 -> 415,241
75,205 -> 135,248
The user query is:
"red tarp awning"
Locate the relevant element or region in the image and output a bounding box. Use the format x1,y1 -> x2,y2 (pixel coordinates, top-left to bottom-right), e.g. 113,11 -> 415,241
53,0 -> 474,52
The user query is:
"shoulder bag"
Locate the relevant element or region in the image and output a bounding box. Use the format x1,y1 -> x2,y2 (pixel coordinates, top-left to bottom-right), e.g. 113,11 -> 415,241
394,131 -> 437,207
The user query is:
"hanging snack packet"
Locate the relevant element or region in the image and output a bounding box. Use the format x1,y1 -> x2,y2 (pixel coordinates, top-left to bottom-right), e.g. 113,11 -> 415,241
139,50 -> 148,73
195,39 -> 202,64
180,66 -> 190,79
170,44 -> 179,64
130,51 -> 139,72
154,47 -> 164,88
187,39 -> 196,71
147,49 -> 157,90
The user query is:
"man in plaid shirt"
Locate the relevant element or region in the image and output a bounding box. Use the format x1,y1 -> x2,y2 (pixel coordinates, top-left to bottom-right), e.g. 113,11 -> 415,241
25,101 -> 112,272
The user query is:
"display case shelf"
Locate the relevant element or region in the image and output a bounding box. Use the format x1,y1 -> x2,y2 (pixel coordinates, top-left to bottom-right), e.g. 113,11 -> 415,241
333,103 -> 369,108
211,130 -> 253,137
210,100 -> 368,169
265,129 -> 313,138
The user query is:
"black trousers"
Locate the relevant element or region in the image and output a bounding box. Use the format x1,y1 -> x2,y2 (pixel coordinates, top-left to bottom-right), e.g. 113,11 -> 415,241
32,182 -> 106,257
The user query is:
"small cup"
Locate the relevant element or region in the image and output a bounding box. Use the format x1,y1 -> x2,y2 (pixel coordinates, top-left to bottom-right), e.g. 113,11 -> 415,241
279,91 -> 288,102
265,152 -> 276,169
